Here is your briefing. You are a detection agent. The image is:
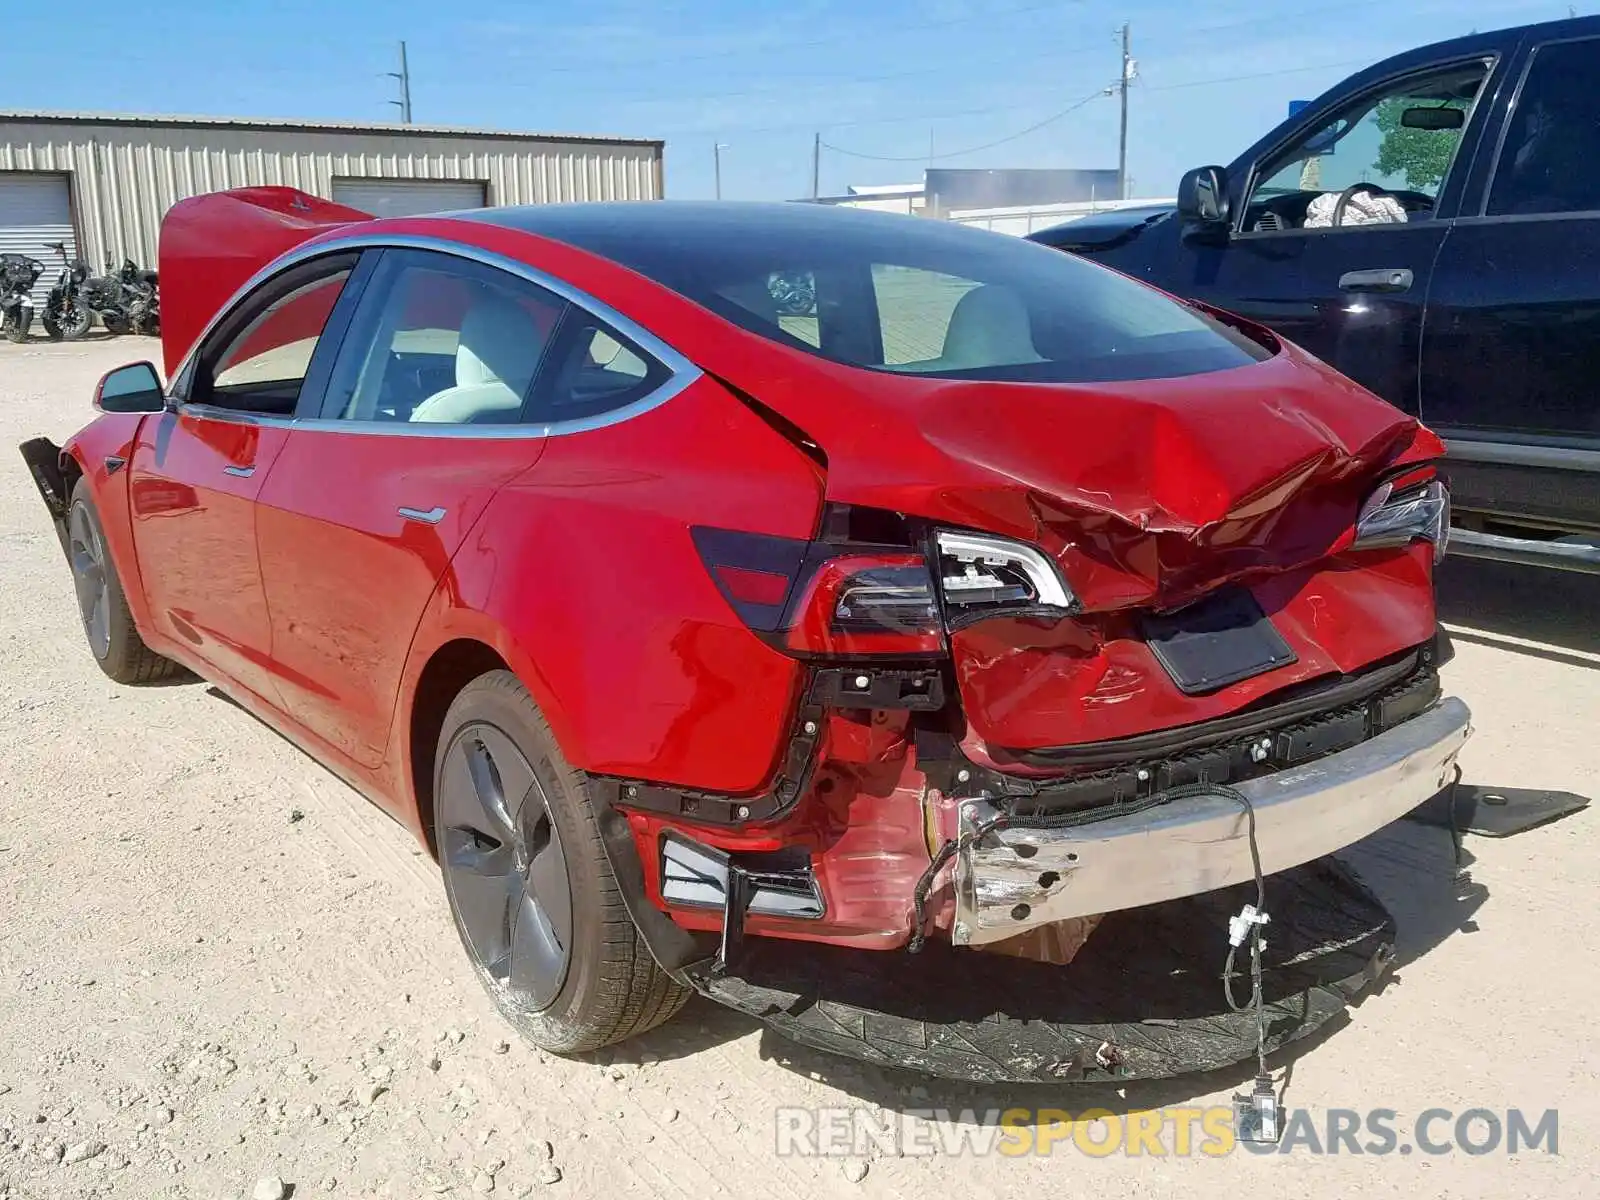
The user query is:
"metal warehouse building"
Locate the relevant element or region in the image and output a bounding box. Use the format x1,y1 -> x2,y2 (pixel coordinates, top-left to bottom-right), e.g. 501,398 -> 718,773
0,111 -> 664,305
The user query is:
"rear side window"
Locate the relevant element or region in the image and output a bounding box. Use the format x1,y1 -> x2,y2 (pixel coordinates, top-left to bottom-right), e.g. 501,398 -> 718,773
545,210 -> 1268,384
527,317 -> 670,424
319,249 -> 567,425
1488,37 -> 1600,216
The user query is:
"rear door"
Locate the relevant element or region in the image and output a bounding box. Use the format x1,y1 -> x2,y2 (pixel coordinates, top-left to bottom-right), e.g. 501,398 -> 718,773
1421,33 -> 1600,533
128,254 -> 359,702
1171,55 -> 1501,414
253,246 -> 574,767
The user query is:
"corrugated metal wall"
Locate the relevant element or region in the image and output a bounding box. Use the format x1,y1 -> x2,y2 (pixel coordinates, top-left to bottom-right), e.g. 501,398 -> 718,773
0,118 -> 662,272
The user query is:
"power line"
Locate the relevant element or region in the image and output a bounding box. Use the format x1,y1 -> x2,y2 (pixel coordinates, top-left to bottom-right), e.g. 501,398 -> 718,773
695,52 -> 1384,139
820,89 -> 1107,162
519,0 -> 1070,73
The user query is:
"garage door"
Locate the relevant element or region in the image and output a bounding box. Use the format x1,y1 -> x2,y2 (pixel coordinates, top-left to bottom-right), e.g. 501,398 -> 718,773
331,179 -> 488,218
0,173 -> 76,309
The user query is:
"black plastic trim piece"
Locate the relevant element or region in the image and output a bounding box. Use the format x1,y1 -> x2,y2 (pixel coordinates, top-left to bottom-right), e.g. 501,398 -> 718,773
809,665 -> 945,711
598,700 -> 825,826
594,802 -> 717,975
947,661 -> 1443,817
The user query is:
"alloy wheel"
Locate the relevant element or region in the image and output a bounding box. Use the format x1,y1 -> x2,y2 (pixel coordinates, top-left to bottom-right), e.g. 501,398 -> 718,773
438,721 -> 573,1011
69,504 -> 111,658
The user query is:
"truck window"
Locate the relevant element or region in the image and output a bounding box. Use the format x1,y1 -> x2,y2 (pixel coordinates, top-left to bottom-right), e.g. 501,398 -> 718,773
1487,38 -> 1600,216
1242,62 -> 1488,234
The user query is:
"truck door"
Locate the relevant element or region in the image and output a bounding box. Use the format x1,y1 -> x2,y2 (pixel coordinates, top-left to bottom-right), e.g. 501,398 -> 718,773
1175,55 -> 1500,416
1421,34 -> 1600,537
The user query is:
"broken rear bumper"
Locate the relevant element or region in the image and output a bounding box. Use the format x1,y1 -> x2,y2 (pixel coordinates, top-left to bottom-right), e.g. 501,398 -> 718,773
954,696 -> 1472,946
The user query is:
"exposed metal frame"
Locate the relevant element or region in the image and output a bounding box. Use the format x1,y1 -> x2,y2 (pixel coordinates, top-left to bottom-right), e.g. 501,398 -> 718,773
168,232 -> 704,440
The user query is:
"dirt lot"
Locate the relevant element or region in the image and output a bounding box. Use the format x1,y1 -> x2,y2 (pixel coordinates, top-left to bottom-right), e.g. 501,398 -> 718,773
2,338 -> 1597,1199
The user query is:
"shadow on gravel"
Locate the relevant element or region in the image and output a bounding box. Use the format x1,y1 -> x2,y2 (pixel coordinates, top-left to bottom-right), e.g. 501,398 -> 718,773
1436,557 -> 1600,662
665,820 -> 1488,1124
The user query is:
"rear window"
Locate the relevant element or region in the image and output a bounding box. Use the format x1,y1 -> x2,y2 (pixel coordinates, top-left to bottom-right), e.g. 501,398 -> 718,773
549,208 -> 1269,384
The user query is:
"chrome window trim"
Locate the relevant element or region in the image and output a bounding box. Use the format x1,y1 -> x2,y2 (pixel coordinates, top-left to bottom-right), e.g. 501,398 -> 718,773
168,232 -> 703,440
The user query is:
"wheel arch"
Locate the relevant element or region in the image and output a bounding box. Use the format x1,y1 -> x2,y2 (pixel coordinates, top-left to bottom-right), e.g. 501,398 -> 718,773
397,594 -> 584,861
405,637 -> 512,860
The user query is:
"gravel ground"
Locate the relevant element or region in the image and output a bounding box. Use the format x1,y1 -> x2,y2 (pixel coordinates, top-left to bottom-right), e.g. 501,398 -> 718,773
1,337 -> 1596,1198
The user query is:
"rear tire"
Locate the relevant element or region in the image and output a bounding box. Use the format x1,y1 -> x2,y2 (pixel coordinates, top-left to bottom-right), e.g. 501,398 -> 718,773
434,671 -> 688,1053
67,483 -> 182,685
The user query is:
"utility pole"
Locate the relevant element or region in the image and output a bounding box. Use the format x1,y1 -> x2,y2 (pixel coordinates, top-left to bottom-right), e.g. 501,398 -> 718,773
714,143 -> 728,199
811,132 -> 820,200
1117,22 -> 1131,201
388,41 -> 413,123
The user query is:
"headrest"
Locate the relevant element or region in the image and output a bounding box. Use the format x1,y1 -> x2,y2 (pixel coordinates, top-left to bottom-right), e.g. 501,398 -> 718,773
940,284 -> 1042,369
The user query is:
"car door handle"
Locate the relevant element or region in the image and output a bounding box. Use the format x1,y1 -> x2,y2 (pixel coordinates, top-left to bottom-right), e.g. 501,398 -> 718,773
397,505 -> 447,524
1339,268 -> 1413,293
222,464 -> 255,478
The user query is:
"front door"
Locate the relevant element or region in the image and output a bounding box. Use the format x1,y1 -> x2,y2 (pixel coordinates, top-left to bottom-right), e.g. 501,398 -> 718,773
1421,34 -> 1600,532
254,247 -> 570,768
128,256 -> 359,702
1175,56 -> 1497,415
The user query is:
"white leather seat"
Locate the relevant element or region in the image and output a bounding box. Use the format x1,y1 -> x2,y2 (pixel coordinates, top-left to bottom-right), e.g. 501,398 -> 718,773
410,291 -> 547,424
938,284 -> 1044,370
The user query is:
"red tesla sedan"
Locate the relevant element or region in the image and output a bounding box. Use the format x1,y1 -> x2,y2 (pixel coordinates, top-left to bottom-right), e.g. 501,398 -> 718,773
21,189 -> 1467,1073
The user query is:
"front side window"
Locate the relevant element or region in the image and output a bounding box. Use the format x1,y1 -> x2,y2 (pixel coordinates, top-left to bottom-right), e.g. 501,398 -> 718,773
200,267 -> 352,414
1487,38 -> 1600,216
1242,62 -> 1488,233
320,250 -> 567,425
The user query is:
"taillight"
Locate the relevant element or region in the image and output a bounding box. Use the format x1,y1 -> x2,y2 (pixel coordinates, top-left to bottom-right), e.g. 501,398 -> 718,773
693,518 -> 1076,659
934,530 -> 1077,629
1352,473 -> 1450,563
783,553 -> 942,656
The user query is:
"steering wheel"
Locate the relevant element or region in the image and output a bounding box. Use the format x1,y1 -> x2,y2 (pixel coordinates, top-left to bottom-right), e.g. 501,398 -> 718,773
1332,183 -> 1397,227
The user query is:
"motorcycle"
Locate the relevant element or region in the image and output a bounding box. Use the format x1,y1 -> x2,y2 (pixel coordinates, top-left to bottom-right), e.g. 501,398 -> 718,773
41,245 -> 161,340
0,253 -> 43,343
767,269 -> 816,316
99,258 -> 160,336
41,241 -> 92,341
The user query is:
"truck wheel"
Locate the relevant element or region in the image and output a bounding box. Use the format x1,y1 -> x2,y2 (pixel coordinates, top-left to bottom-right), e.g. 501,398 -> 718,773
68,483 -> 182,685
434,671 -> 688,1053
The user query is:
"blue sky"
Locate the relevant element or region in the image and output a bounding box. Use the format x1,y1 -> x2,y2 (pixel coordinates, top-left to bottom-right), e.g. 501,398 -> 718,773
0,0 -> 1588,201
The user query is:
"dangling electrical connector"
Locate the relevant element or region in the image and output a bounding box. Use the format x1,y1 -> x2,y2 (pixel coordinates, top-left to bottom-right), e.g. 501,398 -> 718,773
1211,786 -> 1284,1145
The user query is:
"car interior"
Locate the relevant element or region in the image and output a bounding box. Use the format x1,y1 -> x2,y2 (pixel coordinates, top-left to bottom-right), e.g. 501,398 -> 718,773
1240,65 -> 1488,233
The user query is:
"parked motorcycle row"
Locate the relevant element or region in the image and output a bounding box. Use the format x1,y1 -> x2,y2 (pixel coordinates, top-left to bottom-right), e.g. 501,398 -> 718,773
0,242 -> 159,344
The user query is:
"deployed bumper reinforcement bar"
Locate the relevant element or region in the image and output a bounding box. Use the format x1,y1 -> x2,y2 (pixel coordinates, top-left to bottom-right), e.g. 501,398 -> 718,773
954,697 -> 1472,947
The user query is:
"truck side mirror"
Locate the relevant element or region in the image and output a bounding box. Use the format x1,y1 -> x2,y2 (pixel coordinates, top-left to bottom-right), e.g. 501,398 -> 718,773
1177,166 -> 1231,241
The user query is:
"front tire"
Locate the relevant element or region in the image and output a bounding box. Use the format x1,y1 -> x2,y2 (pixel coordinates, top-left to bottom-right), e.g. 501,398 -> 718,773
44,296 -> 92,341
434,671 -> 688,1053
1,309 -> 26,343
67,484 -> 181,684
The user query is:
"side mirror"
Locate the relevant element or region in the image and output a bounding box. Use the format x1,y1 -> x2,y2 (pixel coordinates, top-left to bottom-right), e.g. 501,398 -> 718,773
1177,166 -> 1231,240
94,361 -> 165,413
1401,106 -> 1465,131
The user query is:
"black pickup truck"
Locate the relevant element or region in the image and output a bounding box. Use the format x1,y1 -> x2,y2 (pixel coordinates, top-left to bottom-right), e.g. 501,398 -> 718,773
1031,16 -> 1600,573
